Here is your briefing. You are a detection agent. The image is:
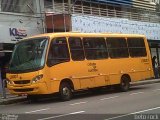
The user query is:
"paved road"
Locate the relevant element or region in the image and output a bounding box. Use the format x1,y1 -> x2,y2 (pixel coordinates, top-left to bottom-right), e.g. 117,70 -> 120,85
0,83 -> 160,120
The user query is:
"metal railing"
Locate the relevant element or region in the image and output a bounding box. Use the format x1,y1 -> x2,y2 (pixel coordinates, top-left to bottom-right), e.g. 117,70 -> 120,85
45,3 -> 160,23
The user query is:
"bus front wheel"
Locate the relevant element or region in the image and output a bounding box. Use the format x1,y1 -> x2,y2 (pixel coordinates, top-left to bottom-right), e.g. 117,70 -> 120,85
120,76 -> 130,92
59,82 -> 72,101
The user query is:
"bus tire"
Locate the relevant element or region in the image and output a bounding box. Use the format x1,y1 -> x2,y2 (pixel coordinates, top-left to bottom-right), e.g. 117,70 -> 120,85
59,82 -> 72,101
120,76 -> 130,92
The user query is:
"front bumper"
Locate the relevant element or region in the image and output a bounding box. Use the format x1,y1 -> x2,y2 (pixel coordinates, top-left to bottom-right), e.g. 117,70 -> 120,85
7,82 -> 49,95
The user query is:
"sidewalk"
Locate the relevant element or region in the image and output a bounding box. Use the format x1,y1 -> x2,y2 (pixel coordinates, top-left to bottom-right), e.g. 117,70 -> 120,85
131,78 -> 160,86
0,89 -> 27,105
0,78 -> 160,105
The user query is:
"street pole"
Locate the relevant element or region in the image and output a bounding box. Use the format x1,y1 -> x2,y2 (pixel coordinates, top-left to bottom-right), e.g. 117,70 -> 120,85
68,0 -> 72,31
68,0 -> 79,31
68,0 -> 71,15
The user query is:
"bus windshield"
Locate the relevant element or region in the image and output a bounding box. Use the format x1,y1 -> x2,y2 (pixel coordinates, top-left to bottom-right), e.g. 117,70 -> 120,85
8,37 -> 48,73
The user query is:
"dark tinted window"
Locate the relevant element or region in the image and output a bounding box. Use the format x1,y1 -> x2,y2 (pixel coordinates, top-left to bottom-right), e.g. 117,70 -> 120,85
127,38 -> 147,57
83,38 -> 108,60
68,37 -> 85,61
107,38 -> 129,58
47,37 -> 70,66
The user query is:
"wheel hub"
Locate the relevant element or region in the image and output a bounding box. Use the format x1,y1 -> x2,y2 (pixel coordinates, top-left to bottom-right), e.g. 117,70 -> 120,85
63,87 -> 69,96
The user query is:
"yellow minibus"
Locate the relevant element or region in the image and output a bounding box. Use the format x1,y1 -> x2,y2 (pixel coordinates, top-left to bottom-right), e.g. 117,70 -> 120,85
6,32 -> 154,101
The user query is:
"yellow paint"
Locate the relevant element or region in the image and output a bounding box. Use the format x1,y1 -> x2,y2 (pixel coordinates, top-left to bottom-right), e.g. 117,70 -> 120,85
6,32 -> 154,95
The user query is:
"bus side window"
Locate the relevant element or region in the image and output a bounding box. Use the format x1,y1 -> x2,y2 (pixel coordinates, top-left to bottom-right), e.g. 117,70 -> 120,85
107,37 -> 129,58
83,37 -> 108,60
47,37 -> 70,66
68,37 -> 85,61
127,38 -> 147,57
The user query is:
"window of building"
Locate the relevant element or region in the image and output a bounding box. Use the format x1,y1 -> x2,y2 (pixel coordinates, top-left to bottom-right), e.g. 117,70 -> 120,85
1,0 -> 35,14
83,37 -> 108,60
127,38 -> 147,57
68,37 -> 85,61
107,37 -> 129,58
47,37 -> 70,66
44,0 -> 52,8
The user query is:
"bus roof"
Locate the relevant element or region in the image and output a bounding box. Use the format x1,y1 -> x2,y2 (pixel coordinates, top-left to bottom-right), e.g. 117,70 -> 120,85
23,32 -> 146,41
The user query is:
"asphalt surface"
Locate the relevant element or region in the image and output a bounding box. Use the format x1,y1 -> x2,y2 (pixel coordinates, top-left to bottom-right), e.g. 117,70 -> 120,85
0,82 -> 160,120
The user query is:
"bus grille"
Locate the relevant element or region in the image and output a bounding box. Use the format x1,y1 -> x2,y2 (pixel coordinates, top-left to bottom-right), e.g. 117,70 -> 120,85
14,80 -> 30,85
13,88 -> 34,92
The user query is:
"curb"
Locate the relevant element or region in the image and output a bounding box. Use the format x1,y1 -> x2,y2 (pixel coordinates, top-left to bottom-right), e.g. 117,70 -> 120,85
131,79 -> 160,86
0,96 -> 27,105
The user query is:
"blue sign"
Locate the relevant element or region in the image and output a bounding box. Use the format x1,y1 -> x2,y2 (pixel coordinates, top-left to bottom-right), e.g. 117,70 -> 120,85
88,0 -> 133,6
9,28 -> 27,38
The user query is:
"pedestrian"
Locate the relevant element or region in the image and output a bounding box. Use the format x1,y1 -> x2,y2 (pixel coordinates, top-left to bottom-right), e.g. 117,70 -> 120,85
0,62 -> 3,96
152,56 -> 159,79
0,60 -> 6,98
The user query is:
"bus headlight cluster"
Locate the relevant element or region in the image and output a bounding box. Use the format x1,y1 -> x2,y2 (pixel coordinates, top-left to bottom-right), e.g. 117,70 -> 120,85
6,79 -> 13,85
32,74 -> 43,83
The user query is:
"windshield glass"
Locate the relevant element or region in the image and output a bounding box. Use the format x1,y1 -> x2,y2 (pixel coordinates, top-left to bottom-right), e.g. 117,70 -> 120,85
9,37 -> 48,72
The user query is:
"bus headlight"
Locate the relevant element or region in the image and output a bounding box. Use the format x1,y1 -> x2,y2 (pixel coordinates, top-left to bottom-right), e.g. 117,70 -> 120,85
6,79 -> 13,85
32,74 -> 43,83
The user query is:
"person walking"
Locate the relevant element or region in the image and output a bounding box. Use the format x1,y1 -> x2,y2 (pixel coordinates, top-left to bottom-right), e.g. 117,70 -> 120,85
0,61 -> 6,99
0,62 -> 4,98
152,56 -> 159,79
